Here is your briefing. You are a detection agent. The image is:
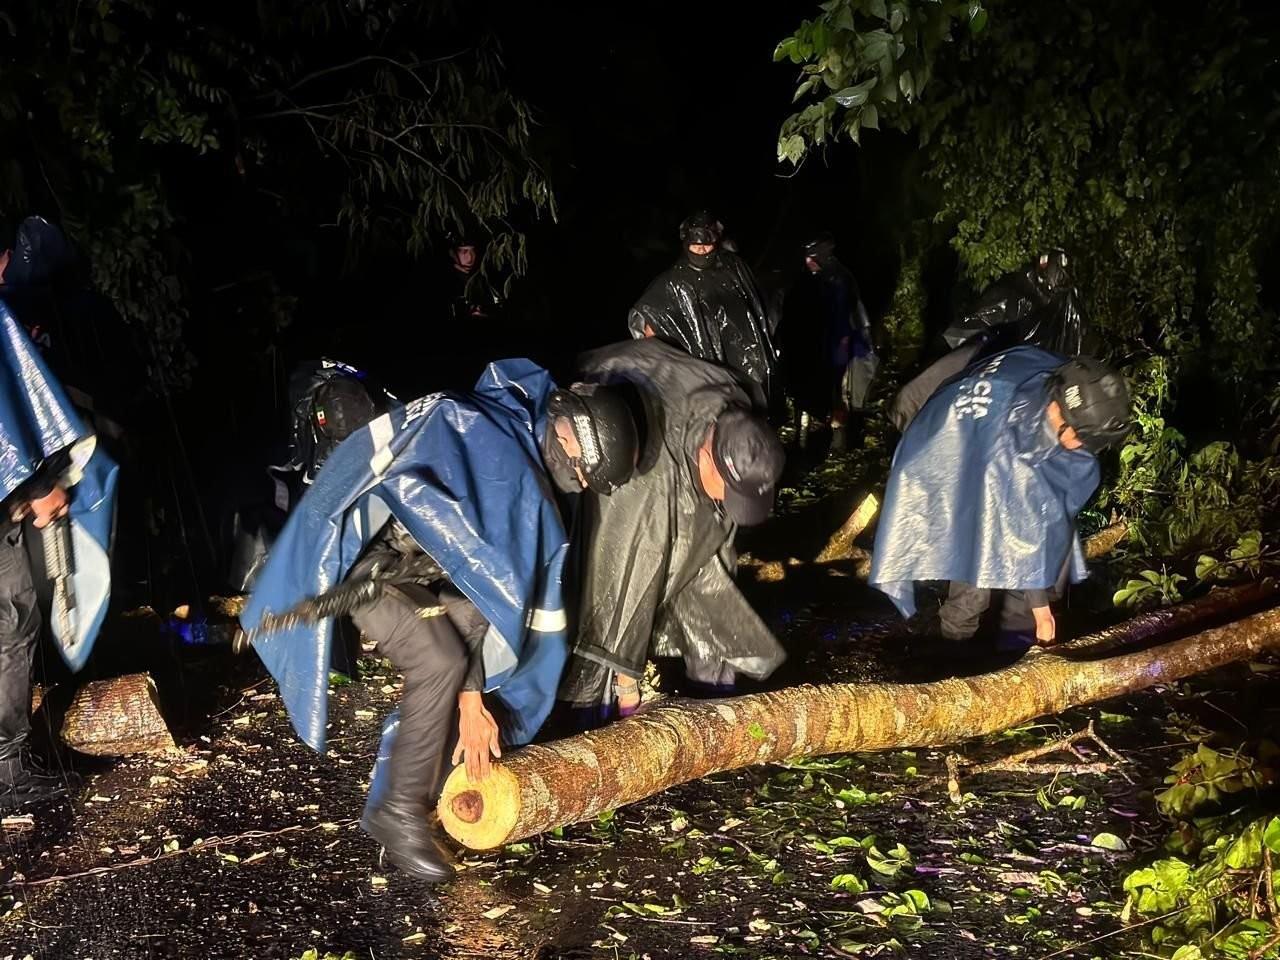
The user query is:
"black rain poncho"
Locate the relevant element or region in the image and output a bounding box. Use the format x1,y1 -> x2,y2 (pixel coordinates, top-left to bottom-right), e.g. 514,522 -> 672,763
559,339 -> 784,706
889,260 -> 1089,432
942,261 -> 1086,357
627,251 -> 776,408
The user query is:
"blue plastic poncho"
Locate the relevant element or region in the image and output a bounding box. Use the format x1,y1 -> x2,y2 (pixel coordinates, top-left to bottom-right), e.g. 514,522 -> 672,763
0,302 -> 118,670
240,360 -> 570,753
870,346 -> 1100,617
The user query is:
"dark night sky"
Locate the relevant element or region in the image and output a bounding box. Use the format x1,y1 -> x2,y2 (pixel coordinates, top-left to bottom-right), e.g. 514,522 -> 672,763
223,2 -> 906,405
193,2 -> 900,555
305,2 -> 892,394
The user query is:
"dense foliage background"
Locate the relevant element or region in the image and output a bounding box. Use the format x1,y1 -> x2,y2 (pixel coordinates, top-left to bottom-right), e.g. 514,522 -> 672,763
778,0 -> 1280,572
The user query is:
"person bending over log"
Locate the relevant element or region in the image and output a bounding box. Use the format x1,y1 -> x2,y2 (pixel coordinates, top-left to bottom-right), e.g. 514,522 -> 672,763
871,347 -> 1132,651
559,339 -> 787,721
240,361 -> 639,882
887,250 -> 1088,434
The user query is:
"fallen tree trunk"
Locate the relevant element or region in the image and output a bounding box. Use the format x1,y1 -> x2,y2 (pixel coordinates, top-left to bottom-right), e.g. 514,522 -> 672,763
60,673 -> 175,756
439,584 -> 1278,849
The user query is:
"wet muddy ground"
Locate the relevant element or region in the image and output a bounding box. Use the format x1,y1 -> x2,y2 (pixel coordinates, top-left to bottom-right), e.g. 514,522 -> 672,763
1,446 -> 1276,960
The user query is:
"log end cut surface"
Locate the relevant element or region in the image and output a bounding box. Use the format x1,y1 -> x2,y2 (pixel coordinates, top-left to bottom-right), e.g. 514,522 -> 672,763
439,765 -> 521,850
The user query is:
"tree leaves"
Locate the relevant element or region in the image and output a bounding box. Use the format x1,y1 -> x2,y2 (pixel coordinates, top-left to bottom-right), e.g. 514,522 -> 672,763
776,0 -> 984,161
1155,744 -> 1263,818
834,79 -> 878,108
832,872 -> 869,893
1089,832 -> 1128,852
2,1 -> 555,386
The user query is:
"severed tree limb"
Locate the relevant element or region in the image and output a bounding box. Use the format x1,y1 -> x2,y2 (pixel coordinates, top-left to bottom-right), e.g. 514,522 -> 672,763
942,720 -> 1122,802
814,493 -> 880,563
439,586 -> 1280,849
745,493 -> 878,583
1085,519 -> 1129,561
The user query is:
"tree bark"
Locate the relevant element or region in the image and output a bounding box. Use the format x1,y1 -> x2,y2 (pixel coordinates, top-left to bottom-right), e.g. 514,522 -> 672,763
1084,519 -> 1129,561
814,493 -> 880,563
439,584 -> 1278,849
60,673 -> 176,756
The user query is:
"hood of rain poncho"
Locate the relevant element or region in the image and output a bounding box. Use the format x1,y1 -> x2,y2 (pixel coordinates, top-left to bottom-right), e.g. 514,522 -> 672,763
870,346 -> 1100,617
560,339 -> 783,705
0,302 -> 117,670
627,251 -> 776,404
943,262 -> 1087,357
240,360 -> 570,753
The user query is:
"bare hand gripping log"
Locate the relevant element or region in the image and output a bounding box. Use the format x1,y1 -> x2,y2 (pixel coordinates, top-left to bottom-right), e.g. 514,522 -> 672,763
438,585 -> 1280,849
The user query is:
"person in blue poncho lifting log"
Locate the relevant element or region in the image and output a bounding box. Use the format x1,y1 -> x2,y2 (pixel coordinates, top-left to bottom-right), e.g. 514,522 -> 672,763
871,346 -> 1132,652
239,361 -> 639,883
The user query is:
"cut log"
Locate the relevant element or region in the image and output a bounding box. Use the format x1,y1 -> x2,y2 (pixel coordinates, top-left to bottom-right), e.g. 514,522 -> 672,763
439,584 -> 1279,849
60,673 -> 176,756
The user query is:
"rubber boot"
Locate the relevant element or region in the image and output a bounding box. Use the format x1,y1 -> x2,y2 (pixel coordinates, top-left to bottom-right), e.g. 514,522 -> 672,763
362,794 -> 455,883
0,750 -> 79,812
830,423 -> 849,453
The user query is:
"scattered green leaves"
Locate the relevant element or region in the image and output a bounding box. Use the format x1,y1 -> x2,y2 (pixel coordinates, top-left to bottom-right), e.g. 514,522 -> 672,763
832,873 -> 870,894
866,842 -> 914,878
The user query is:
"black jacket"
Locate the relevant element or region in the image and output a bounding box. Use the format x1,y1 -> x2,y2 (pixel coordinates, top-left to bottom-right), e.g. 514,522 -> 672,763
560,339 -> 783,703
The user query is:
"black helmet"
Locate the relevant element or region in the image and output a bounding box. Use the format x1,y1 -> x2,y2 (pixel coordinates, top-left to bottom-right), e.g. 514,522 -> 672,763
679,211 -> 723,248
4,216 -> 76,288
547,383 -> 640,494
802,231 -> 836,263
1049,356 -> 1132,454
292,363 -> 383,481
1035,249 -> 1072,293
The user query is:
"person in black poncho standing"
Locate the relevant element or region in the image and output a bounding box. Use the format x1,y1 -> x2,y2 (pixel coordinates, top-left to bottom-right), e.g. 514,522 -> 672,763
627,212 -> 776,410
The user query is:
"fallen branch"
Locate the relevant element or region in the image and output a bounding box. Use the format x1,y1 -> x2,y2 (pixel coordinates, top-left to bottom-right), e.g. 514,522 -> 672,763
943,720 -> 1123,803
7,819 -> 359,888
1085,519 -> 1130,561
439,585 -> 1279,849
744,493 -> 877,583
814,493 -> 880,563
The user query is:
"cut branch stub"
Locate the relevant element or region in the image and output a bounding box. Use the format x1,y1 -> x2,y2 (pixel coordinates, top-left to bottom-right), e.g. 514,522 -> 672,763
439,585 -> 1279,849
815,493 -> 880,563
61,673 -> 175,756
1084,520 -> 1130,561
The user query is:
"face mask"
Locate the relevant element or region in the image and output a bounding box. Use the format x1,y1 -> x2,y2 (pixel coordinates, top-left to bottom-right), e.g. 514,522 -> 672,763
685,247 -> 718,269
541,428 -> 585,494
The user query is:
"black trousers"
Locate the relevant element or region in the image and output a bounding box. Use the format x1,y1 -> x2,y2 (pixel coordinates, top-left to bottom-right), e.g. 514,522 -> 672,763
351,582 -> 467,808
938,579 -> 1062,641
0,527 -> 40,761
